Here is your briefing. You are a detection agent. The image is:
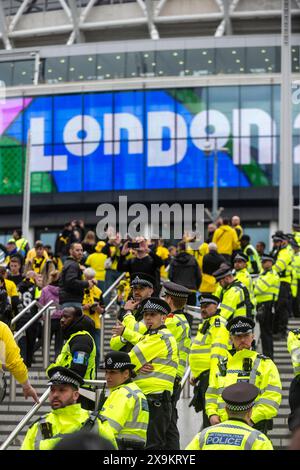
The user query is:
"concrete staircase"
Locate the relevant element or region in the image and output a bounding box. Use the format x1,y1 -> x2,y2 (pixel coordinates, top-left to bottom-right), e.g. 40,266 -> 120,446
267,318 -> 300,450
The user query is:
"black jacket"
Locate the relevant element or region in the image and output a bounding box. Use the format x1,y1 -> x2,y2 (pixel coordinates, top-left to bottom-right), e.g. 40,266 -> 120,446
169,252 -> 201,290
59,257 -> 89,304
117,252 -> 163,294
202,251 -> 227,275
63,314 -> 95,377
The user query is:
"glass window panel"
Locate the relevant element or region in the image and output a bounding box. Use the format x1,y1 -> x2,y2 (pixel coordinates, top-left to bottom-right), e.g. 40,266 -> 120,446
2,96 -> 31,144
69,55 -> 96,82
114,140 -> 145,190
185,49 -> 215,76
45,57 -> 68,84
156,50 -> 185,77
52,143 -> 82,192
23,96 -> 53,146
84,92 -> 113,142
176,138 -> 206,189
145,140 -> 176,189
0,62 -> 13,87
246,47 -> 280,74
0,145 -> 24,195
216,48 -> 246,74
53,94 -> 83,144
97,53 -> 125,80
83,142 -> 113,191
113,90 -> 144,142
12,60 -> 34,86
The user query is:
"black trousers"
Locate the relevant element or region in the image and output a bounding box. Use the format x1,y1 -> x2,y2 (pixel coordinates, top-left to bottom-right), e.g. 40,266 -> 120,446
165,380 -> 181,450
189,370 -> 210,430
257,301 -> 274,359
18,322 -> 39,368
274,282 -> 292,336
289,375 -> 300,414
50,319 -> 64,358
146,393 -> 172,450
292,281 -> 300,317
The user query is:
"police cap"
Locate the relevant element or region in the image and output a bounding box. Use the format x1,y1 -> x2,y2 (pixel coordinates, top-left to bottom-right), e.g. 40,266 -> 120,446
261,253 -> 275,263
233,252 -> 248,263
222,382 -> 259,412
102,351 -> 135,371
227,316 -> 255,335
47,366 -> 84,389
142,297 -> 171,316
130,273 -> 155,289
199,293 -> 219,306
163,281 -> 191,299
212,264 -> 233,282
272,231 -> 287,242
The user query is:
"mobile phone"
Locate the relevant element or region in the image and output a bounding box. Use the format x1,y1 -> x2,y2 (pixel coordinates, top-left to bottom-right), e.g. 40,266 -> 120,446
128,242 -> 140,249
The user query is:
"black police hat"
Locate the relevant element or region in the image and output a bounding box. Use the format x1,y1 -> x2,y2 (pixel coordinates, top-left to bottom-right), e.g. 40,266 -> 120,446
102,351 -> 135,371
47,366 -> 84,389
142,297 -> 171,316
227,316 -> 255,335
130,273 -> 155,289
163,281 -> 191,299
272,231 -> 287,242
199,293 -> 219,306
213,264 -> 233,282
222,382 -> 259,412
261,253 -> 275,263
233,252 -> 248,263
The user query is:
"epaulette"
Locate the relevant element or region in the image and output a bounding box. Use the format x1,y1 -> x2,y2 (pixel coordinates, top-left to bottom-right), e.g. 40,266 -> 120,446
257,353 -> 269,360
214,317 -> 221,328
292,328 -> 300,335
29,413 -> 49,429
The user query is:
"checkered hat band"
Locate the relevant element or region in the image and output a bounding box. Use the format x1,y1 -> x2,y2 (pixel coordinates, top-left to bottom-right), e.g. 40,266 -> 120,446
143,300 -> 168,315
49,372 -> 79,387
230,320 -> 253,333
200,297 -> 218,305
111,362 -> 132,369
131,277 -> 153,288
226,401 -> 255,412
164,288 -> 189,298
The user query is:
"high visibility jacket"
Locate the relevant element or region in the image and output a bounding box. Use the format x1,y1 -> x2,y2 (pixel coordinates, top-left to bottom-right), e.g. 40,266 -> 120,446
0,321 -> 28,384
212,226 -> 240,255
291,253 -> 300,297
205,349 -> 282,425
101,381 -> 149,444
273,246 -> 293,284
165,311 -> 191,378
218,279 -> 253,321
110,313 -> 147,351
82,285 -> 102,329
186,419 -> 273,450
21,403 -> 117,450
235,268 -> 256,309
129,326 -> 178,395
243,244 -> 262,275
189,315 -> 229,380
46,331 -> 96,385
15,237 -> 29,255
287,329 -> 300,376
293,231 -> 300,247
254,269 -> 280,304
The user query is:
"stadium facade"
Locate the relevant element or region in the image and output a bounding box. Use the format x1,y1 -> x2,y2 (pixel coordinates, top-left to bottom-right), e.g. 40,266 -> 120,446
0,0 -> 299,246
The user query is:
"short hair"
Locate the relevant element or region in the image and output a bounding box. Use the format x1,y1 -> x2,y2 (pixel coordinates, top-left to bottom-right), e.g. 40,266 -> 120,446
35,240 -> 44,248
13,229 -> 22,237
177,241 -> 186,252
222,218 -> 229,225
171,296 -> 187,310
9,255 -> 22,266
54,431 -> 115,451
63,306 -> 82,318
241,234 -> 250,243
70,242 -> 82,251
0,266 -> 6,275
257,241 -> 266,248
208,242 -> 217,251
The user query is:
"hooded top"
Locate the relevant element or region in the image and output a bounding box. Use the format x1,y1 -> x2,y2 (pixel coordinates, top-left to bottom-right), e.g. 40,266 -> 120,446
169,252 -> 201,290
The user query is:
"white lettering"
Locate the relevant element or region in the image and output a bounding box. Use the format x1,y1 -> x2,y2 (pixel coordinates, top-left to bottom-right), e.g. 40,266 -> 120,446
30,117 -> 67,171
104,113 -> 143,155
63,114 -> 101,156
190,110 -> 230,150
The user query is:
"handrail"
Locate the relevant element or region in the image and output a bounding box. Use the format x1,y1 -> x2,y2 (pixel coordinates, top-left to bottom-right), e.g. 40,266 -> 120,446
0,386 -> 51,451
102,272 -> 126,299
13,301 -> 54,341
11,300 -> 37,326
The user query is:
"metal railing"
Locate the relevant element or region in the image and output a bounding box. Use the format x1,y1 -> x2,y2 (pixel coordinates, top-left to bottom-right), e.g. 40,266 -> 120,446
180,365 -> 191,399
11,300 -> 37,326
9,301 -> 54,402
0,379 -> 107,451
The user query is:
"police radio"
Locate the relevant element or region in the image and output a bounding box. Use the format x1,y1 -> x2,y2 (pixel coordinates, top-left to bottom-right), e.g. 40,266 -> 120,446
242,358 -> 253,373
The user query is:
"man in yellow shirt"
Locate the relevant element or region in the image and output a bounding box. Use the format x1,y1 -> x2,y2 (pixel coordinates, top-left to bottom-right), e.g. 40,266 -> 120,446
0,320 -> 39,403
85,241 -> 107,291
212,219 -> 240,265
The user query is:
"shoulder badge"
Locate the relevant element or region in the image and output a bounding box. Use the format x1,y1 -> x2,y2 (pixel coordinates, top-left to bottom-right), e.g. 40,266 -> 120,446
257,353 -> 269,360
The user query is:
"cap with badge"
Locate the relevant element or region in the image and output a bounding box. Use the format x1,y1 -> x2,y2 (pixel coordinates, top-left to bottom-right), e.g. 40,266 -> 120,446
233,252 -> 248,263
227,316 -> 255,335
163,281 -> 191,299
261,253 -> 275,263
222,382 -> 259,412
130,273 -> 155,289
199,293 -> 219,306
102,351 -> 135,370
47,366 -> 84,389
272,231 -> 287,243
142,297 -> 171,316
212,264 -> 233,282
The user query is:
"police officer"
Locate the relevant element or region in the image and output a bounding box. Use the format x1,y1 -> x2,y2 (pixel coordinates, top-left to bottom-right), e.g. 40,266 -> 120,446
290,239 -> 300,318
189,294 -> 229,428
21,367 -> 116,450
205,316 -> 282,434
271,232 -> 293,340
47,307 -> 96,410
254,254 -> 280,359
213,264 -> 253,321
116,298 -> 178,450
100,351 -> 149,450
110,273 -> 154,352
233,252 -> 256,314
240,235 -> 262,275
186,382 -> 273,450
287,328 -> 300,414
163,281 -> 192,449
